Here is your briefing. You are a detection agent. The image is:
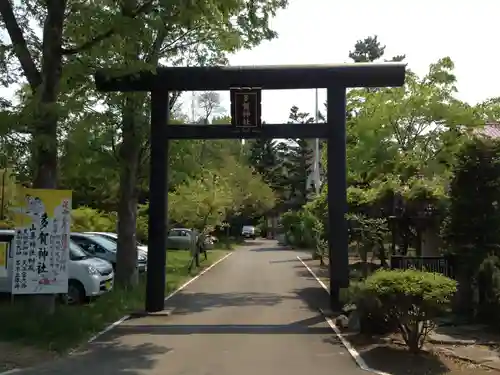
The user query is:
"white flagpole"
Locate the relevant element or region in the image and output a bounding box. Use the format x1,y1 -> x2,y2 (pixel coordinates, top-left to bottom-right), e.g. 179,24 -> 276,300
314,88 -> 320,194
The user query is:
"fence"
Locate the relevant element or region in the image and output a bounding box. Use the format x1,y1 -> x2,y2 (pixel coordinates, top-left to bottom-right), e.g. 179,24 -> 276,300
390,255 -> 455,279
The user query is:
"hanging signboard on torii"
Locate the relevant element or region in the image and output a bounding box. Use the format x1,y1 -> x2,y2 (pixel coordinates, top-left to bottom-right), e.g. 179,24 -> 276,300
230,87 -> 262,132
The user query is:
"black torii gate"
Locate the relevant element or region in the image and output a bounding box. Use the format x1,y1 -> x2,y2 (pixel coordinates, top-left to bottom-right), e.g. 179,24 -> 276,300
94,63 -> 406,313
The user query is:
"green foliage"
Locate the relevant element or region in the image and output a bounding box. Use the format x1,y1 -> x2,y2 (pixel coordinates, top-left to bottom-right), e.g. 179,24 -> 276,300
347,213 -> 389,269
348,34 -> 405,63
136,203 -> 149,243
476,255 -> 500,323
442,138 -> 500,269
169,157 -> 275,233
1,0 -> 289,288
280,209 -> 321,249
70,207 -> 117,233
356,269 -> 457,352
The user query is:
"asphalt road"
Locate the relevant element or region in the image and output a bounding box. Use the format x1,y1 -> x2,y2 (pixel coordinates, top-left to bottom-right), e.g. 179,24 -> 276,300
15,240 -> 367,375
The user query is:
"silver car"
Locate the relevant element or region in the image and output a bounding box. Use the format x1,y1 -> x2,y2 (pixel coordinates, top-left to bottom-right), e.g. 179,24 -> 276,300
167,228 -> 214,250
85,232 -> 148,254
70,233 -> 148,272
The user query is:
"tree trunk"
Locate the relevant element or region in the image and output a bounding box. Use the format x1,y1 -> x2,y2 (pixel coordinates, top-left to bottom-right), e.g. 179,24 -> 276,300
115,95 -> 142,288
113,21 -> 172,288
29,0 -> 66,314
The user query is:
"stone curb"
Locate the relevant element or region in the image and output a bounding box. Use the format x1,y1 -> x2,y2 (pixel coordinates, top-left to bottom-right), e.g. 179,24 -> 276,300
428,338 -> 499,346
434,346 -> 500,372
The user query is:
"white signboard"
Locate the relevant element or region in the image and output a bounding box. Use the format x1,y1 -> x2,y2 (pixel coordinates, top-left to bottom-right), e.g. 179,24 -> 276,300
11,189 -> 71,294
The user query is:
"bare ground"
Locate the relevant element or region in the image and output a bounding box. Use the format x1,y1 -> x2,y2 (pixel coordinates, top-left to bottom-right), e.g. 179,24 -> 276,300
344,333 -> 495,375
0,341 -> 58,372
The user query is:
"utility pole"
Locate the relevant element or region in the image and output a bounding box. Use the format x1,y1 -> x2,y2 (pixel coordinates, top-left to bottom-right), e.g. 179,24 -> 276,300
314,88 -> 321,194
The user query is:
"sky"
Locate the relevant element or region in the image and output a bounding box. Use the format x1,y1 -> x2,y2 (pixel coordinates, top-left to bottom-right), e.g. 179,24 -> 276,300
183,0 -> 500,123
1,0 -> 498,123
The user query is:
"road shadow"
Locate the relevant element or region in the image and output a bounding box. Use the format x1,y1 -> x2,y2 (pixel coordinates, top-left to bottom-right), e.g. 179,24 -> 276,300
294,267 -> 322,281
250,246 -> 311,254
112,314 -> 332,336
15,341 -> 171,375
268,258 -> 303,264
238,240 -> 267,247
293,286 -> 331,313
249,246 -> 287,252
160,291 -> 288,315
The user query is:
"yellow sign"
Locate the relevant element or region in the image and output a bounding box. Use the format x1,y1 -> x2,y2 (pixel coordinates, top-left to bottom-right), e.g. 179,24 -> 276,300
0,242 -> 7,268
11,188 -> 72,295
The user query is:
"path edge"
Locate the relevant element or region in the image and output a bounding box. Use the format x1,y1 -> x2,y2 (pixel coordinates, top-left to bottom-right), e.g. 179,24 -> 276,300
296,256 -> 391,375
0,251 -> 233,375
87,251 -> 234,344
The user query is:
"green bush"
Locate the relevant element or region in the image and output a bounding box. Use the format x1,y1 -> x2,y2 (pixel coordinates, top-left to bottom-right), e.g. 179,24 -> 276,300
356,269 -> 457,352
477,255 -> 500,323
281,209 -> 322,249
70,206 -> 149,243
344,280 -> 397,335
71,207 -> 117,232
136,203 -> 149,243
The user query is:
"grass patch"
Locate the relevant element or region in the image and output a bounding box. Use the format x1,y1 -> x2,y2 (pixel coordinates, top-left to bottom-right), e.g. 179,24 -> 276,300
0,248 -> 231,353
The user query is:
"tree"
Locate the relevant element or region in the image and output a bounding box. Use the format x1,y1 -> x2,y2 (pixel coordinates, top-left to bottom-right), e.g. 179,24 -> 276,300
1,0 -> 290,289
247,137 -> 280,185
305,45 -> 482,268
345,57 -> 480,185
95,0 -> 288,288
349,35 -> 406,63
169,154 -> 275,233
197,92 -> 223,124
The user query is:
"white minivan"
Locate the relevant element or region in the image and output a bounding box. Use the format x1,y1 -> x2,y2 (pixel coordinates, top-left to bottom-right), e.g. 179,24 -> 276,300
0,229 -> 114,304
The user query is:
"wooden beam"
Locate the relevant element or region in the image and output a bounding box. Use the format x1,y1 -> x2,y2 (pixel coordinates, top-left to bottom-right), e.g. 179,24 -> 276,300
163,123 -> 330,140
95,63 -> 406,92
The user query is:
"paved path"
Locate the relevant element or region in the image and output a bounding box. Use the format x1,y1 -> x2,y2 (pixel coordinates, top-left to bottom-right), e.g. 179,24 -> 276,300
16,240 -> 366,375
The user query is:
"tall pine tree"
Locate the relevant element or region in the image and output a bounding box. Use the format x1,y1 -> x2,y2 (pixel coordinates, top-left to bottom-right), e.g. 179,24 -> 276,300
247,136 -> 280,186
280,106 -> 316,209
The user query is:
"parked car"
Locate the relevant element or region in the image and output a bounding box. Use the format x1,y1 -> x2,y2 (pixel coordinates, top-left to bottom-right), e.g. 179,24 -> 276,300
70,233 -> 147,273
167,228 -> 214,250
85,231 -> 148,254
0,229 -> 114,304
241,225 -> 257,239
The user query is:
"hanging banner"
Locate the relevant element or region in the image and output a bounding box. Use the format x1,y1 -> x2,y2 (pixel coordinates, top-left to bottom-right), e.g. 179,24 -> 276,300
10,188 -> 72,294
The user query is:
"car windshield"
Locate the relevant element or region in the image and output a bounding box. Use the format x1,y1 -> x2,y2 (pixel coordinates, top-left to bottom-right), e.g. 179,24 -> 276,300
85,235 -> 118,252
70,241 -> 90,261
243,226 -> 254,231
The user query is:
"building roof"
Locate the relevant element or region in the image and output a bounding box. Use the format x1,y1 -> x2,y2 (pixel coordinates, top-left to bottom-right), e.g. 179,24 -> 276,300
474,122 -> 500,139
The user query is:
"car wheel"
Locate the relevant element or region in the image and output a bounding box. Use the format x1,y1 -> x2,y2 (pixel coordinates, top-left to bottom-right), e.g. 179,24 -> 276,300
67,280 -> 86,305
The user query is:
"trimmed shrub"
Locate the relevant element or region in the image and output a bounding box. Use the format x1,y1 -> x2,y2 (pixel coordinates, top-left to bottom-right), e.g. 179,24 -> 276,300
344,281 -> 397,335
355,269 -> 457,352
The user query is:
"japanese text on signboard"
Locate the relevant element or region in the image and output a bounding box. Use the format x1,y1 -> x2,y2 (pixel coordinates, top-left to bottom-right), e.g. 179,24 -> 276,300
12,190 -> 71,294
230,88 -> 262,128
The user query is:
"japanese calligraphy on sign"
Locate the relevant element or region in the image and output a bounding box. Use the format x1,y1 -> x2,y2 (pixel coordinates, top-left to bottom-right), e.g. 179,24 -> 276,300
10,188 -> 72,294
230,88 -> 262,128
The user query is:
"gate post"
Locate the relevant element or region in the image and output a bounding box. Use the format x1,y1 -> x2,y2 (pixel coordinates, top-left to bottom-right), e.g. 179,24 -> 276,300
146,90 -> 169,312
326,86 -> 349,312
